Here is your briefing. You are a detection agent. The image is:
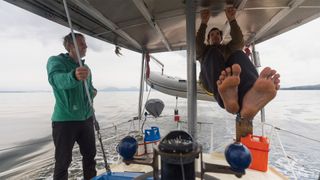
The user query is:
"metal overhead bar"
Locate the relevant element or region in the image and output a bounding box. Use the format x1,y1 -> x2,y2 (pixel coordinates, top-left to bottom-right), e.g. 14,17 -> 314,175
247,0 -> 306,44
93,8 -> 186,37
10,0 -> 99,37
149,55 -> 164,67
115,8 -> 186,31
70,0 -> 142,51
299,6 -> 320,8
133,0 -> 172,51
222,0 -> 248,41
244,6 -> 288,10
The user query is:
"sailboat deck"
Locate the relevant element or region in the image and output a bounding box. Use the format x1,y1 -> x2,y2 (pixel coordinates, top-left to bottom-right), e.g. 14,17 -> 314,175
97,152 -> 287,179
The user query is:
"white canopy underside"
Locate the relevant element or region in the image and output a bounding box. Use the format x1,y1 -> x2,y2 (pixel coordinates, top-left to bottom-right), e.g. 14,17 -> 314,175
5,0 -> 320,53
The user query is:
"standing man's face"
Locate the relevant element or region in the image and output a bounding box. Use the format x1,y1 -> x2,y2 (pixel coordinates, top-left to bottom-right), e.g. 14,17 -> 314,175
70,36 -> 87,58
208,30 -> 222,45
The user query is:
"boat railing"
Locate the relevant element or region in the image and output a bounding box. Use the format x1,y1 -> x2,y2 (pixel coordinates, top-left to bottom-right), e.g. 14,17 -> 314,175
150,55 -> 164,75
1,115 -> 320,179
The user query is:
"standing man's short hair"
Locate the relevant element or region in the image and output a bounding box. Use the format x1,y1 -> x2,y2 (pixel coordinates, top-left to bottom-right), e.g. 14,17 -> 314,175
63,33 -> 84,52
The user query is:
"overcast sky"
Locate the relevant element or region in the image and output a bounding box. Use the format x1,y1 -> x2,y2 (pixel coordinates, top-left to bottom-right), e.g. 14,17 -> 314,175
0,1 -> 319,91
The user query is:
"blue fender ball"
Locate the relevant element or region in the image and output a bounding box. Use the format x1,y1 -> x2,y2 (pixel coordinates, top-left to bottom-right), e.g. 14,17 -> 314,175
225,142 -> 252,173
117,136 -> 138,160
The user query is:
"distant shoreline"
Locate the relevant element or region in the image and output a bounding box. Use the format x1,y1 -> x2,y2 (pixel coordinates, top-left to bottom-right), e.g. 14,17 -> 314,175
280,84 -> 320,90
280,89 -> 320,90
1,89 -> 320,93
0,84 -> 320,93
0,90 -> 140,93
0,91 -> 51,93
1,84 -> 320,93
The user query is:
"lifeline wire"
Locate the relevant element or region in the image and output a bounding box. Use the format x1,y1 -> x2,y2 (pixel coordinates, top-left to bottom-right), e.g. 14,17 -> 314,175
264,123 -> 320,144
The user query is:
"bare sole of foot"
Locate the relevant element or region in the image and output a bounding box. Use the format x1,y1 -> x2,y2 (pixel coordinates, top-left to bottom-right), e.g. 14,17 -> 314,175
240,67 -> 280,120
217,64 -> 241,114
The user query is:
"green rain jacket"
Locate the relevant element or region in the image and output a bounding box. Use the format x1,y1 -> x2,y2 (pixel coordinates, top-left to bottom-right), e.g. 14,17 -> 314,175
47,53 -> 96,122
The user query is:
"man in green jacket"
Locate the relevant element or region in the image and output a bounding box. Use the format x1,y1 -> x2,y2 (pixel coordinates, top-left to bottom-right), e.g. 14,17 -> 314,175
196,7 -> 280,133
47,33 -> 97,180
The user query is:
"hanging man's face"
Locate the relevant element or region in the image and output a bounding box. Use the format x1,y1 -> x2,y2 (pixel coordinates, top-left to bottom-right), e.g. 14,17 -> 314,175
208,30 -> 222,45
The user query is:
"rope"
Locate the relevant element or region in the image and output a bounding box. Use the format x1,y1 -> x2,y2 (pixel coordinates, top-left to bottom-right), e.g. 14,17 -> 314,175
275,130 -> 298,180
179,153 -> 186,180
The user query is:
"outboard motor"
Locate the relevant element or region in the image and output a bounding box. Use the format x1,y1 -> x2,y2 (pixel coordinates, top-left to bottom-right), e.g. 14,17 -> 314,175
145,99 -> 164,117
158,130 -> 198,180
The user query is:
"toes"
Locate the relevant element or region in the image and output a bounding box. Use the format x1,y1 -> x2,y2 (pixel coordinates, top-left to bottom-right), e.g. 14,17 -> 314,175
231,64 -> 241,76
219,74 -> 225,81
225,67 -> 232,76
221,70 -> 227,76
219,70 -> 227,80
271,73 -> 280,82
267,70 -> 277,79
260,67 -> 271,78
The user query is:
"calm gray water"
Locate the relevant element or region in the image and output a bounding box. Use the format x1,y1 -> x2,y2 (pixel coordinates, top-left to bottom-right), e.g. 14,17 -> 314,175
0,91 -> 319,179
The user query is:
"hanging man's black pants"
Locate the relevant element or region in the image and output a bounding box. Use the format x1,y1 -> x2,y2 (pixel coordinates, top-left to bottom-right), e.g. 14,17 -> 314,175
201,49 -> 259,110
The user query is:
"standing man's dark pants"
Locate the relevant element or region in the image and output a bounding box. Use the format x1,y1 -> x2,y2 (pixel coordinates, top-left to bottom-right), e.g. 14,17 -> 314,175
52,117 -> 97,180
201,49 -> 259,110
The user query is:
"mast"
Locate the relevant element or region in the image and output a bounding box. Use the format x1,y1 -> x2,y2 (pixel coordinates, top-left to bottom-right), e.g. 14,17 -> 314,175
138,52 -> 146,121
186,0 -> 197,139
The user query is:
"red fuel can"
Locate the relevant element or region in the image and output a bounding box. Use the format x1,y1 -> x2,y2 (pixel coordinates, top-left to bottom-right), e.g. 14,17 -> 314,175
241,134 -> 269,172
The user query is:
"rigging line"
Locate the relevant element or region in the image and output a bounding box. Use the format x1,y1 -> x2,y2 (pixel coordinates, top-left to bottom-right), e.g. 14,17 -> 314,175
99,120 -> 132,131
264,122 -> 320,144
140,87 -> 153,133
178,120 -> 214,125
138,86 -> 153,132
141,84 -> 153,117
62,0 -> 110,173
102,132 -> 127,143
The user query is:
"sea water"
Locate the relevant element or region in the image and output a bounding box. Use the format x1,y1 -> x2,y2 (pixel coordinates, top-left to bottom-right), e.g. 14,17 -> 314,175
0,90 -> 319,179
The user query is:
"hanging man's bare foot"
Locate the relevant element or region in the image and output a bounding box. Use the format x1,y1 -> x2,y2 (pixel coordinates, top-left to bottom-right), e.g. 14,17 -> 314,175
240,67 -> 280,120
217,64 -> 241,114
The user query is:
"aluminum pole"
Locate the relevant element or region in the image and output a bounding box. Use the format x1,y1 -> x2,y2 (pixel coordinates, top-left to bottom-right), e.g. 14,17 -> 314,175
62,0 -> 110,172
186,0 -> 197,139
138,52 -> 146,121
252,43 -> 266,136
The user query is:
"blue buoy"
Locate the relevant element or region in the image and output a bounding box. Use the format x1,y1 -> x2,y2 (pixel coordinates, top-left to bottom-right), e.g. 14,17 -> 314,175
117,136 -> 138,160
225,142 -> 252,173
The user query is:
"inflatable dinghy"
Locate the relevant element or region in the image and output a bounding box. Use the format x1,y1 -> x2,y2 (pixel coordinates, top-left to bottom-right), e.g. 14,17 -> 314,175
146,71 -> 215,102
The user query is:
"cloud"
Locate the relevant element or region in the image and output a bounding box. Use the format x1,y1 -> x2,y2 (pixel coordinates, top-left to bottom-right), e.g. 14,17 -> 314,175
258,18 -> 320,63
86,36 -> 114,53
173,50 -> 187,59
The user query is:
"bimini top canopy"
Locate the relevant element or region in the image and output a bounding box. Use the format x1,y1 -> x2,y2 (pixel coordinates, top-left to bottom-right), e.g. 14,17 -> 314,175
5,0 -> 320,53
